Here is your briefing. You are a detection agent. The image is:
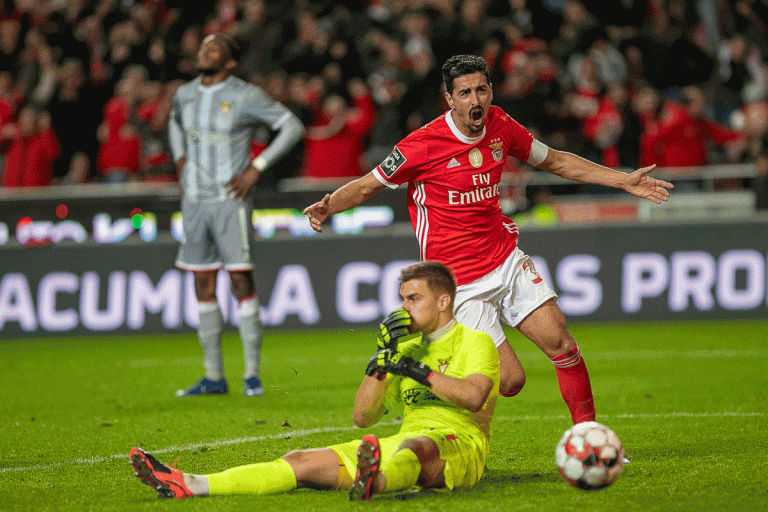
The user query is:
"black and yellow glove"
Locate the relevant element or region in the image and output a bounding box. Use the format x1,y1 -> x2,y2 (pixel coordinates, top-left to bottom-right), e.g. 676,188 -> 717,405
385,351 -> 435,387
366,349 -> 434,387
365,349 -> 390,380
377,308 -> 411,351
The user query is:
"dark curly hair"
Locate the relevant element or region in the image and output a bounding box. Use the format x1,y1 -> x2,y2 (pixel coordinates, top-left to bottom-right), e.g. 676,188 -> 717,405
442,54 -> 491,94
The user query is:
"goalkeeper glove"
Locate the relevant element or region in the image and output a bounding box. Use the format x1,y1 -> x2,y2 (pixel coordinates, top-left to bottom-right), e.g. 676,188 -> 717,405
365,349 -> 389,380
377,308 -> 411,351
383,351 -> 435,387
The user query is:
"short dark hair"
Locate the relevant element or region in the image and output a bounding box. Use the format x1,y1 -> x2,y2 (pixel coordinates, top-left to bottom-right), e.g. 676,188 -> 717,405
399,261 -> 457,303
442,54 -> 491,94
214,34 -> 241,62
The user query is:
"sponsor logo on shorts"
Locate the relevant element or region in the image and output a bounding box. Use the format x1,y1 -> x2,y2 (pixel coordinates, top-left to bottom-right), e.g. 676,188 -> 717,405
379,147 -> 406,177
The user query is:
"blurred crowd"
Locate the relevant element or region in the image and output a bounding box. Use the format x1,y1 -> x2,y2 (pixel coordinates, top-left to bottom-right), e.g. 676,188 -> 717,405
0,0 -> 766,207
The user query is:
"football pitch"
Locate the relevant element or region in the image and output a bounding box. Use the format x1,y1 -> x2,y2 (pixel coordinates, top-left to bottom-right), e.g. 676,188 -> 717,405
2,319 -> 766,512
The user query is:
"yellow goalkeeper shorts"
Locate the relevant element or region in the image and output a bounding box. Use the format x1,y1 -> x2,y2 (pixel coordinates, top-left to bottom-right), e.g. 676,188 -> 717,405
328,426 -> 488,491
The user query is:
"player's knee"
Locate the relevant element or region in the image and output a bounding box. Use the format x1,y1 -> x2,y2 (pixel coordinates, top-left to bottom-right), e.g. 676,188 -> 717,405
281,450 -> 310,481
499,371 -> 526,397
548,333 -> 577,358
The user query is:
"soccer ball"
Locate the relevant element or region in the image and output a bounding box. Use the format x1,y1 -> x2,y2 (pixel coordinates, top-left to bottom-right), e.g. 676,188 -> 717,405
555,421 -> 624,491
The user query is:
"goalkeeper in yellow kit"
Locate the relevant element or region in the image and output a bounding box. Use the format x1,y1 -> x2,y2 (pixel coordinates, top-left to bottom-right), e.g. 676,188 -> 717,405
129,261 -> 500,500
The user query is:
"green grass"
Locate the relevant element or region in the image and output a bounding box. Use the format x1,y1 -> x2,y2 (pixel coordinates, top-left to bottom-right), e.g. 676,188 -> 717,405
2,320 -> 767,511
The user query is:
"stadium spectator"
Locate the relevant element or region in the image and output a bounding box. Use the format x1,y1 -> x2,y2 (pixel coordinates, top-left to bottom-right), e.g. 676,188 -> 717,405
1,105 -> 60,188
302,78 -> 375,179
0,71 -> 15,127
250,70 -> 309,190
634,84 -> 664,167
135,79 -> 175,180
0,0 -> 759,191
130,261 -> 500,501
714,33 -> 767,122
58,150 -> 90,185
0,18 -> 23,75
304,54 -> 673,428
47,57 -> 105,181
169,34 -> 304,399
364,71 -> 408,170
653,85 -> 744,168
608,82 -> 642,169
172,25 -> 203,81
235,0 -> 284,77
96,77 -> 141,182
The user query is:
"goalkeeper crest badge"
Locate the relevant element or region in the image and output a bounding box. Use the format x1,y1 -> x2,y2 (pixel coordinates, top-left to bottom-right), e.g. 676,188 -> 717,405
438,357 -> 452,374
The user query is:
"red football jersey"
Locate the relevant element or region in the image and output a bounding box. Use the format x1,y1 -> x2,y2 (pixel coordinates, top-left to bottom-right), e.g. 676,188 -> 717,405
373,106 -> 534,285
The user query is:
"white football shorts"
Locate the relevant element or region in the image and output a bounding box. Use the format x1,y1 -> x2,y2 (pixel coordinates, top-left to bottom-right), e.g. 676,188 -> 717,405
454,247 -> 557,347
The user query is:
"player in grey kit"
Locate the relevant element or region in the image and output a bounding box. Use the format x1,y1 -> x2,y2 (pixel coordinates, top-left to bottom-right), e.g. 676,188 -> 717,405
169,34 -> 305,397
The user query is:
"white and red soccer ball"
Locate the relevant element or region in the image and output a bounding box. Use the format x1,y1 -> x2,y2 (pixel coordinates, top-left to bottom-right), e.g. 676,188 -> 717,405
555,421 -> 624,491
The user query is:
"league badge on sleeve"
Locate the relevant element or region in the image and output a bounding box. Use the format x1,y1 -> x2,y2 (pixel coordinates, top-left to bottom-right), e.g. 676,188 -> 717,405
380,147 -> 406,177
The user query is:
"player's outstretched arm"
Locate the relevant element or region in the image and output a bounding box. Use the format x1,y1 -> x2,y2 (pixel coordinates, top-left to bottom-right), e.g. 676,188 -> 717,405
536,148 -> 673,203
303,172 -> 386,232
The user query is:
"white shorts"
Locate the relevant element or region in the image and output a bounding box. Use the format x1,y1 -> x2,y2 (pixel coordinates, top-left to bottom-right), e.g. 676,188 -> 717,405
454,247 -> 557,348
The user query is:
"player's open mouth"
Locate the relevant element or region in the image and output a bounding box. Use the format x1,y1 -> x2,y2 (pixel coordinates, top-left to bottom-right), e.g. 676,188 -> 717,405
470,108 -> 483,122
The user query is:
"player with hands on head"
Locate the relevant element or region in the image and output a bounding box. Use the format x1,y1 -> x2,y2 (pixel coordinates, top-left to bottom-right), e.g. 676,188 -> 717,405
169,33 -> 305,398
130,261 -> 500,501
304,54 -> 673,432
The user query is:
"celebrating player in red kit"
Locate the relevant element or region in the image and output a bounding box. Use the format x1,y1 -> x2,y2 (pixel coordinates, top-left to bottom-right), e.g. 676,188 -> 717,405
303,55 -> 673,427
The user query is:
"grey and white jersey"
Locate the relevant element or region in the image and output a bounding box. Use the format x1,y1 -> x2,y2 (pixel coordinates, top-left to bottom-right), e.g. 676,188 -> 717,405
168,75 -> 302,201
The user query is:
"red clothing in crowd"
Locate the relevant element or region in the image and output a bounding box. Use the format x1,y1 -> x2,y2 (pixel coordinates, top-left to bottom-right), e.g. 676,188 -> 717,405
302,94 -> 376,178
97,96 -> 141,177
581,96 -> 622,168
650,102 -> 742,167
637,110 -> 661,167
1,125 -> 60,187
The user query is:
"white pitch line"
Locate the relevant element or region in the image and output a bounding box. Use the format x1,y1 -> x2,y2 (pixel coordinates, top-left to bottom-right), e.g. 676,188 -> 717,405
1,412 -> 762,474
127,348 -> 768,369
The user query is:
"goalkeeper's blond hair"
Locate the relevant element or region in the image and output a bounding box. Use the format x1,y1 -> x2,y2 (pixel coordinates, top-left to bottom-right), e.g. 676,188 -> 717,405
399,261 -> 457,307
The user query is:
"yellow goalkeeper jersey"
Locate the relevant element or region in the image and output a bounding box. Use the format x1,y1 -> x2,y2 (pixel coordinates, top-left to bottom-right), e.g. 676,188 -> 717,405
383,320 -> 500,440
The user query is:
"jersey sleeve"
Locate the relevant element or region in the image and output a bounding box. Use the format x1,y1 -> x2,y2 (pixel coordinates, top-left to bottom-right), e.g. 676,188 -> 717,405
240,85 -> 295,131
371,133 -> 428,189
460,329 -> 499,382
501,110 -> 535,163
167,92 -> 185,161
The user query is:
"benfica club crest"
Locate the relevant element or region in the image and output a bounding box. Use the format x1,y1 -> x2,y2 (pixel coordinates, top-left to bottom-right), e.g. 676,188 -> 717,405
438,357 -> 452,374
489,141 -> 504,162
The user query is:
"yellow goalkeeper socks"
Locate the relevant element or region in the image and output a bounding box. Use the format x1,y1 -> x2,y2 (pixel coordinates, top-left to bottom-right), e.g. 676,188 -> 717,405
380,448 -> 421,492
206,458 -> 297,496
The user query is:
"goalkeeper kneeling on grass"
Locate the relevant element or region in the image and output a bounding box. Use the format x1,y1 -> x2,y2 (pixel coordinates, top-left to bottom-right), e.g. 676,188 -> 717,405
130,260 -> 500,501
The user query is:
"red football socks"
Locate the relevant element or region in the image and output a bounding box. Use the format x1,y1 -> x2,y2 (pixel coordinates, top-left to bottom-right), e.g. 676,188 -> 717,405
550,346 -> 596,424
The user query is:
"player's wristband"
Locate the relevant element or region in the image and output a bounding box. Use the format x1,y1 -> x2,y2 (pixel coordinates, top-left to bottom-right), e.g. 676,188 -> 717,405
400,356 -> 434,387
252,156 -> 267,172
